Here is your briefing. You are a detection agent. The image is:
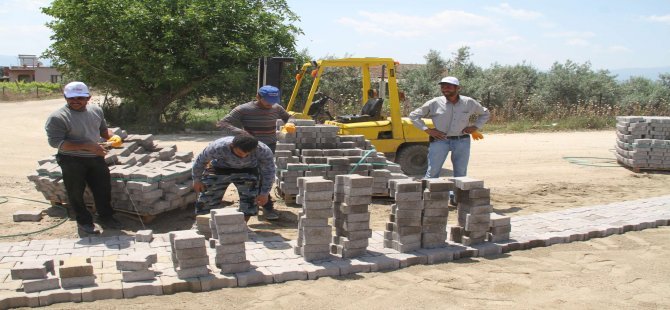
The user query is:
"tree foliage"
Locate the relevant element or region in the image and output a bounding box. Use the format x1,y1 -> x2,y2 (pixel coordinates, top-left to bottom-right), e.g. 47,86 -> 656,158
43,0 -> 300,130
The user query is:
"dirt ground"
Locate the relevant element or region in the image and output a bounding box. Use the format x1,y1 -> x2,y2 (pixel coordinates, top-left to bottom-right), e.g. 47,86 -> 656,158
1,97 -> 669,308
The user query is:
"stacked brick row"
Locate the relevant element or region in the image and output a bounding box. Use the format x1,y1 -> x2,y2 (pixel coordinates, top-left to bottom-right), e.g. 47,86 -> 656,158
331,175 -> 373,258
615,116 -> 670,170
11,259 -> 58,293
58,257 -> 96,289
489,213 -> 512,242
295,176 -> 334,261
384,179 -> 423,252
451,177 -> 492,246
210,208 -> 251,273
116,252 -> 158,282
28,129 -> 197,216
169,230 -> 210,279
194,214 -> 213,239
420,179 -> 453,248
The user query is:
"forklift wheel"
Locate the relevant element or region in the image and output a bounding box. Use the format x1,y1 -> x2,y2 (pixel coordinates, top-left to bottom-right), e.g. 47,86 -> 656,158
396,144 -> 428,176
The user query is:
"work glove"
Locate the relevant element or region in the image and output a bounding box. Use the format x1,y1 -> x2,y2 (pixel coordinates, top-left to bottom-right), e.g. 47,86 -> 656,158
471,131 -> 484,141
107,135 -> 123,147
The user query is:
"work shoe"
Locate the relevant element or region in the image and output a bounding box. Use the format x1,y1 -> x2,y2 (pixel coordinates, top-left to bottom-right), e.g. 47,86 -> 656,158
263,209 -> 279,221
98,216 -> 123,230
78,223 -> 100,234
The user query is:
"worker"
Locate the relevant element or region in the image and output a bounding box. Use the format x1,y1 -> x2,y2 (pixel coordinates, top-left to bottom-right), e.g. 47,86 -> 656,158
45,81 -> 123,234
408,76 -> 490,204
192,134 -> 275,223
216,85 -> 290,220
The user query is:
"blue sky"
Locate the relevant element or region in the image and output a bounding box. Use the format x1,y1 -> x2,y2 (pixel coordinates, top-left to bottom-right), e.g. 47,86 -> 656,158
2,0 -> 669,70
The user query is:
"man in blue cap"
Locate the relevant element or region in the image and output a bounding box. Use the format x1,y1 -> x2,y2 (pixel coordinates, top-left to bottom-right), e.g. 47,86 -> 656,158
217,85 -> 290,220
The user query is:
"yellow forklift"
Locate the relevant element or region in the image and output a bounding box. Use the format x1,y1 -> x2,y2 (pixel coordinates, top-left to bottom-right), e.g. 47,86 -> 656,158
285,57 -> 431,175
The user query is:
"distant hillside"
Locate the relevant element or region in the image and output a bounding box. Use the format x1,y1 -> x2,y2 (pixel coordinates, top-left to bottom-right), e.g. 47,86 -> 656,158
610,67 -> 670,81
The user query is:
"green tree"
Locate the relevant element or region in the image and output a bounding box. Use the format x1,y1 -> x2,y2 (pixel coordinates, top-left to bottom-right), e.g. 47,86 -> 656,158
401,50 -> 448,109
43,0 -> 300,130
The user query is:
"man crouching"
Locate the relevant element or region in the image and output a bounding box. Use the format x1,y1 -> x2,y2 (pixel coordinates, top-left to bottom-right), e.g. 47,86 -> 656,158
192,134 -> 275,222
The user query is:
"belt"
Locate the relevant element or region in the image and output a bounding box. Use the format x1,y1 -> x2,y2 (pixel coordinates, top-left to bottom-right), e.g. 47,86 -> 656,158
445,134 -> 470,140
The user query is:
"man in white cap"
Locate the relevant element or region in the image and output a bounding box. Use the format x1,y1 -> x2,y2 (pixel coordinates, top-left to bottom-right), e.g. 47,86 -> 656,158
45,81 -> 123,234
408,76 -> 490,203
216,85 -> 290,221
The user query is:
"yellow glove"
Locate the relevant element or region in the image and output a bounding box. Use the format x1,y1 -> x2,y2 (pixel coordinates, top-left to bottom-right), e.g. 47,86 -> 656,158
281,123 -> 296,134
107,135 -> 123,147
471,130 -> 484,141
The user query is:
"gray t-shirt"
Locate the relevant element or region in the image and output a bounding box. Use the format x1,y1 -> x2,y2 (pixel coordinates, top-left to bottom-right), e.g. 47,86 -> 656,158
45,104 -> 108,157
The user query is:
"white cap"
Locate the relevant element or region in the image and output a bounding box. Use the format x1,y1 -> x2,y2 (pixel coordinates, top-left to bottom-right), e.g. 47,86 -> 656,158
63,81 -> 90,98
438,76 -> 460,86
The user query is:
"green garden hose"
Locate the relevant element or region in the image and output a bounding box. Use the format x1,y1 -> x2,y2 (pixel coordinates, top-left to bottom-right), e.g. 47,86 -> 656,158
0,196 -> 70,238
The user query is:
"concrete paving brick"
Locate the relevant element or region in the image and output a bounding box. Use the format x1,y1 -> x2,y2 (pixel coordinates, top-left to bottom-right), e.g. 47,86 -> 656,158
200,272 -> 237,291
359,255 -> 401,272
266,265 -> 308,282
60,275 -> 96,288
58,257 -> 93,278
135,230 -> 154,242
81,280 -> 124,302
219,260 -> 251,274
13,210 -> 43,222
122,270 -> 155,282
11,259 -> 53,280
160,276 -> 201,294
0,292 -> 29,308
122,279 -> 163,298
38,287 -> 82,306
176,266 -> 210,279
23,276 -> 60,293
236,268 -> 274,286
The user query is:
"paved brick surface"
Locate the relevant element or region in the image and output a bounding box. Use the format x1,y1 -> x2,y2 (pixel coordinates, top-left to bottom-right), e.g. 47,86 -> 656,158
0,195 -> 668,307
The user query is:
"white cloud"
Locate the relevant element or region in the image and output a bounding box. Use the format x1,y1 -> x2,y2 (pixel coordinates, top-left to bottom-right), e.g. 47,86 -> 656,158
484,3 -> 543,20
337,10 -> 499,38
608,45 -> 631,53
644,14 -> 670,24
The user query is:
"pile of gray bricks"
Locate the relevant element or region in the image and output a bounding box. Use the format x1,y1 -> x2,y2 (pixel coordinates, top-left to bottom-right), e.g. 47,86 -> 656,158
169,230 -> 210,279
615,116 -> 670,170
331,174 -> 373,258
421,178 -> 453,248
274,120 -> 403,200
58,257 -> 96,289
384,179 -> 423,252
450,177 -> 492,246
11,259 -> 57,293
116,252 -> 158,282
489,213 -> 512,242
295,176 -> 334,261
28,128 -> 197,216
195,214 -> 213,239
210,208 -> 251,274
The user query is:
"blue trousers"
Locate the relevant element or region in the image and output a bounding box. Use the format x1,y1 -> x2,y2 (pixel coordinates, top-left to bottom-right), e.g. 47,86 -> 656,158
424,137 -> 471,179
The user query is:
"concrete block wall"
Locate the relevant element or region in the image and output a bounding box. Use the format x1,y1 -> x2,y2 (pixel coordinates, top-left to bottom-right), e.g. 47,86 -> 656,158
28,128 -> 197,216
615,116 -> 670,170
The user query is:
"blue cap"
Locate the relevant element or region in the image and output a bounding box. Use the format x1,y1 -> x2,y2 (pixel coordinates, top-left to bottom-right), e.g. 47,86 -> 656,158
258,85 -> 280,104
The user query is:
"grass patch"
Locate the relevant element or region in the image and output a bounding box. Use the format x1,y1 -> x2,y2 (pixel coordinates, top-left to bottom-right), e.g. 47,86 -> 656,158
184,107 -> 230,131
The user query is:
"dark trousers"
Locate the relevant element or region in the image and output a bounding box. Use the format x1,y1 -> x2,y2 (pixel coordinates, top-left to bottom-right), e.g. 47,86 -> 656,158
263,142 -> 277,212
56,154 -> 114,225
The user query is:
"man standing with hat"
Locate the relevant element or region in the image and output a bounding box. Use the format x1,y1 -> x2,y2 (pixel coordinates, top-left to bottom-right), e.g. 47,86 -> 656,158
216,85 -> 290,220
408,76 -> 490,203
45,81 -> 123,234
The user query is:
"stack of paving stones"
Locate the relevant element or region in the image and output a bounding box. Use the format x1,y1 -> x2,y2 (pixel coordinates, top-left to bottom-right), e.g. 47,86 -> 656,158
421,178 -> 453,248
194,214 -> 213,239
370,169 -> 392,196
489,213 -> 512,242
11,259 -> 58,293
210,208 -> 251,273
58,257 -> 96,289
116,252 -> 158,282
615,116 -> 670,170
274,120 -> 403,200
294,176 -> 334,261
28,127 -> 197,216
450,177 -> 492,246
331,174 -> 373,258
169,230 -> 211,279
384,179 -> 423,252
